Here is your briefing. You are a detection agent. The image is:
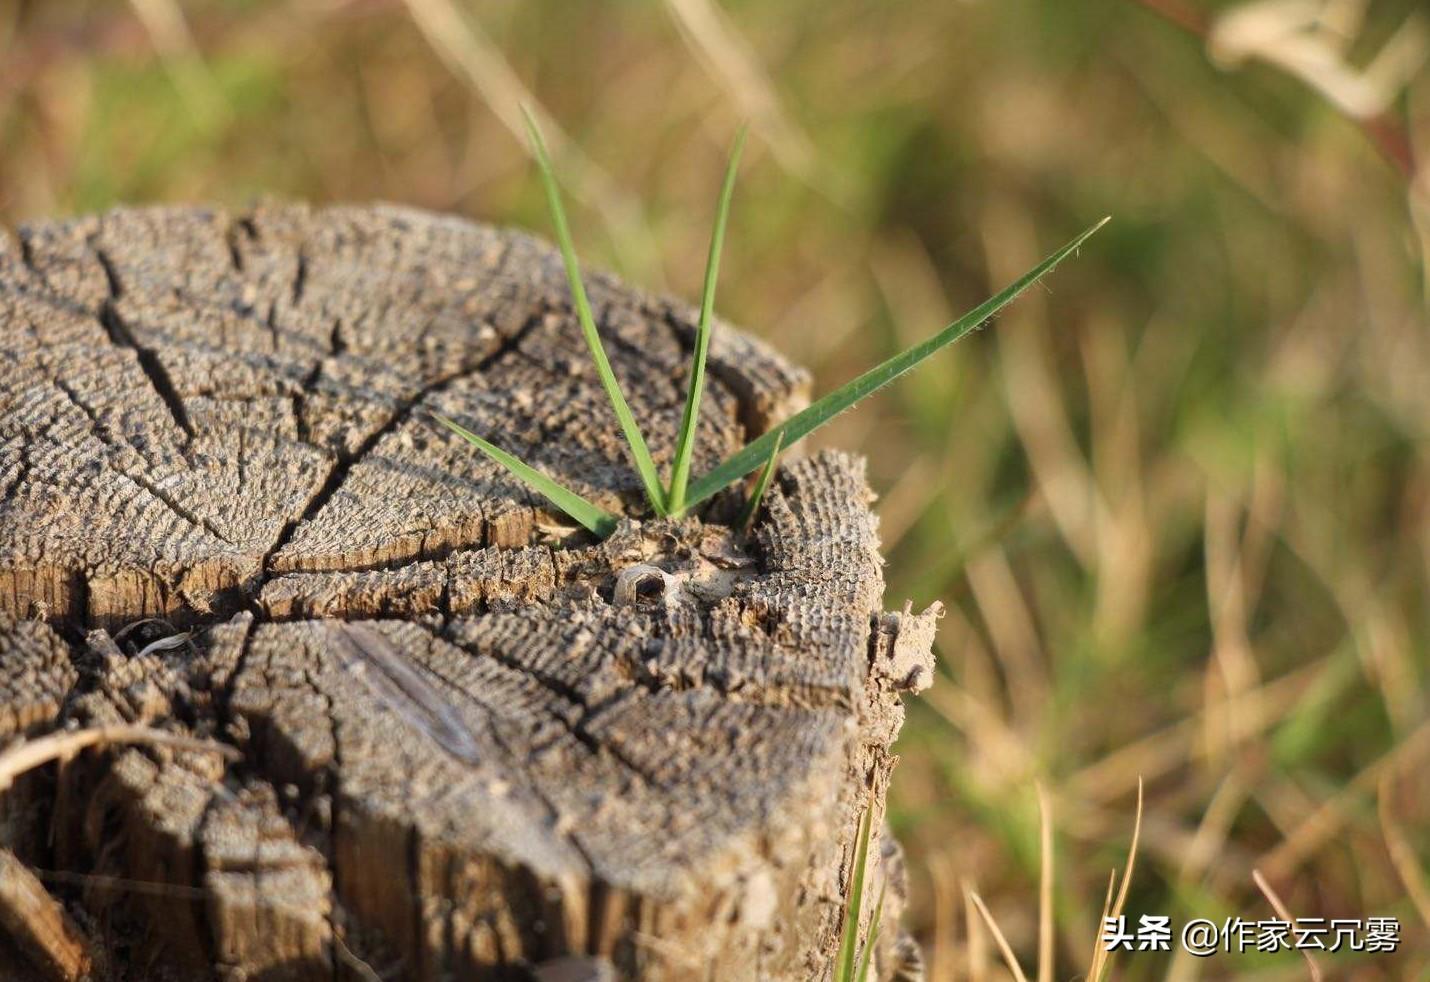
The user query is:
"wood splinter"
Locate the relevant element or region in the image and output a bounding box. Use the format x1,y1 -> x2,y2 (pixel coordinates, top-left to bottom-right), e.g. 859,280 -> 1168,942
0,848 -> 97,982
0,724 -> 241,794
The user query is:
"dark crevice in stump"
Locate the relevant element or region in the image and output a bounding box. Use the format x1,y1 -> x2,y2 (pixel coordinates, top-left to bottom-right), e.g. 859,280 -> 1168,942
0,203 -> 939,981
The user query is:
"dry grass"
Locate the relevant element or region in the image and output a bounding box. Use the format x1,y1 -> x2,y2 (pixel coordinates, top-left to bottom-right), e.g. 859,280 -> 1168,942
1,0 -> 1427,977
1253,868 -> 1324,982
0,725 -> 240,793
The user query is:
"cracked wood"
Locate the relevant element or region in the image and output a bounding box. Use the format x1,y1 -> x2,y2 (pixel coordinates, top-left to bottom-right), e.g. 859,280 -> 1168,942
0,204 -> 935,982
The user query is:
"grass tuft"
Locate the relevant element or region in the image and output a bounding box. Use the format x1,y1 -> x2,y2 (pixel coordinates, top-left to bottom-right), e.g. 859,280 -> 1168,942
438,116 -> 1105,540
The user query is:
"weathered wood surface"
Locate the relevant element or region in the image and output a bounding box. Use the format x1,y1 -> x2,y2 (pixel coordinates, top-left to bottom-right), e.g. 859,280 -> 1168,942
0,204 -> 938,981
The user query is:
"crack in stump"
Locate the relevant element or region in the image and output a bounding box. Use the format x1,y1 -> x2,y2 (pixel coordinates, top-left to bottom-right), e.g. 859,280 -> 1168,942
252,311 -> 549,594
98,302 -> 196,442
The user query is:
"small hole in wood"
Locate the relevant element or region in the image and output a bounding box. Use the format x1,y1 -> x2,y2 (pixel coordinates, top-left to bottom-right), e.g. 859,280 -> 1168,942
634,574 -> 665,601
613,564 -> 672,606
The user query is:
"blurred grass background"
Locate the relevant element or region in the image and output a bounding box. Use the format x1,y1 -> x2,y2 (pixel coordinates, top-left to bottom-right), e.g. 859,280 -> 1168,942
3,0 -> 1428,978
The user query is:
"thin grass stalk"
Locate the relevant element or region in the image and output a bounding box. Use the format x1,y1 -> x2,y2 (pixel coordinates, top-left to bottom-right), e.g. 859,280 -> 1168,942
521,106 -> 668,514
668,125 -> 747,514
1037,783 -> 1054,982
835,804 -> 874,981
434,414 -> 618,535
969,892 -> 1029,982
736,431 -> 783,532
1089,778 -> 1144,982
853,881 -> 887,982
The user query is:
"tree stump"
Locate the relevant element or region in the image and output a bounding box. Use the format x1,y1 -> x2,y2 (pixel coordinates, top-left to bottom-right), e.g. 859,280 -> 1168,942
0,204 -> 939,981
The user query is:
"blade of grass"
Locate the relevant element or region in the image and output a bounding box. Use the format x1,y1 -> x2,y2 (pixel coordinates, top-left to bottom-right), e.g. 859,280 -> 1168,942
853,881 -> 887,982
521,106 -> 668,515
1036,783 -> 1054,982
433,414 -> 618,536
969,892 -> 1030,982
1379,773 -> 1430,930
1087,870 -> 1117,982
963,878 -> 989,982
835,803 -> 874,981
667,124 -> 748,514
1253,869 -> 1322,982
1089,778 -> 1144,982
683,218 -> 1110,511
736,431 -> 783,532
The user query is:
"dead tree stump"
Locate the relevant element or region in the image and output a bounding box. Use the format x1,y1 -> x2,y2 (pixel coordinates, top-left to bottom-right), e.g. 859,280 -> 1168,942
0,204 -> 938,981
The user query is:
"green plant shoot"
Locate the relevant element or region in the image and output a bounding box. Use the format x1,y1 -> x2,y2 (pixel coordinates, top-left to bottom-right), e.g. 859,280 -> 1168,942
432,413 -> 617,537
521,107 -> 668,515
667,125 -> 748,514
737,430 -> 783,533
853,882 -> 887,982
435,116 -> 1107,539
834,803 -> 874,982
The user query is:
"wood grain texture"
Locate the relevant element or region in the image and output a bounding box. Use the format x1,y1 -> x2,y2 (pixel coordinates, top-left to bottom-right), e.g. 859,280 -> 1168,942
0,204 -> 937,981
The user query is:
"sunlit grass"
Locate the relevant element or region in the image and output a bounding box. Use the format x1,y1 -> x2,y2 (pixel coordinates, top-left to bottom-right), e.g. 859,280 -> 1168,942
441,109 -> 1106,537
668,124 -> 748,514
736,430 -> 783,532
432,412 -> 618,536
520,106 -> 668,515
834,803 -> 880,982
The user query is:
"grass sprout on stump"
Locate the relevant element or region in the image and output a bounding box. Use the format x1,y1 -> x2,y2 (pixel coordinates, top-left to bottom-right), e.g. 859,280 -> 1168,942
435,109 -> 1108,538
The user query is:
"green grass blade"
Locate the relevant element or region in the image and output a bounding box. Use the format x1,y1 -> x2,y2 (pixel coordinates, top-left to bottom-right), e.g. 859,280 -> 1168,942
684,218 -> 1110,511
835,804 -> 874,982
667,125 -> 748,514
736,430 -> 782,532
521,107 -> 668,515
853,881 -> 887,982
433,414 -> 618,537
